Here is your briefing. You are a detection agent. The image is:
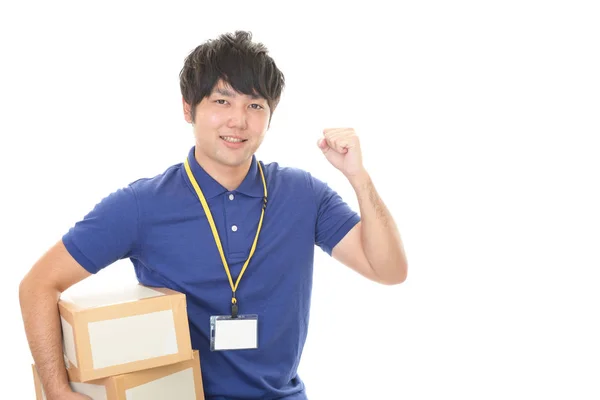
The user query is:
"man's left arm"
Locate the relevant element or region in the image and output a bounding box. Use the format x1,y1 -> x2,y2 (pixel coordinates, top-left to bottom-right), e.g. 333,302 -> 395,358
318,128 -> 408,285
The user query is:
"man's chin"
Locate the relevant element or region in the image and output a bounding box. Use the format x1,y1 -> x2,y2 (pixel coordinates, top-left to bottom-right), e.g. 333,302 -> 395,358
218,155 -> 252,168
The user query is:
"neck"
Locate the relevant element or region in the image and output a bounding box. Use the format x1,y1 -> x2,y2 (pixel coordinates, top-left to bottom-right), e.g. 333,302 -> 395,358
194,148 -> 252,191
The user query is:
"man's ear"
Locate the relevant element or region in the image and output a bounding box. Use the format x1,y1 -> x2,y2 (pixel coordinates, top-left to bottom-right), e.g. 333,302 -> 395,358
182,97 -> 193,124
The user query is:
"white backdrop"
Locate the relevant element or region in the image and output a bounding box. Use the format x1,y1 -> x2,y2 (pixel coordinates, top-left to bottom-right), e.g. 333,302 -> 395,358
2,1 -> 599,399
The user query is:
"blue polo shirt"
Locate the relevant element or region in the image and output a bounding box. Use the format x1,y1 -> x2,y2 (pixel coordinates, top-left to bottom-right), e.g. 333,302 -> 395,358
62,146 -> 360,399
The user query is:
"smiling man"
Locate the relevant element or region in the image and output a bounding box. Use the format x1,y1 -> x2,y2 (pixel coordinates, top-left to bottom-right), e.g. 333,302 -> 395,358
19,31 -> 408,400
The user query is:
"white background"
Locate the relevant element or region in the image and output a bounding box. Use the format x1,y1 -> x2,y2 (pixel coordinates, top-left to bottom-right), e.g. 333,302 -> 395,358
2,1 -> 599,399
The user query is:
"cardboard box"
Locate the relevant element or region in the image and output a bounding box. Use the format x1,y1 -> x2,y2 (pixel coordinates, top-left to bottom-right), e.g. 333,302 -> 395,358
33,350 -> 205,399
58,284 -> 193,381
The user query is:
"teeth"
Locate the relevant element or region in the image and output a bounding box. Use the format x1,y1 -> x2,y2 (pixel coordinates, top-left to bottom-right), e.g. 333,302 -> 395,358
221,136 -> 244,143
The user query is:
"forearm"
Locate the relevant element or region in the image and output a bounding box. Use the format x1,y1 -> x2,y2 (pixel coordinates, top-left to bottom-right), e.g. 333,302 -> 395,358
19,281 -> 71,399
349,170 -> 407,284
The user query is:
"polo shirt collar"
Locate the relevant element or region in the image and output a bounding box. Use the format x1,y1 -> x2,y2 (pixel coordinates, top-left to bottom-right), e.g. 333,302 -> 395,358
184,146 -> 264,199
236,154 -> 265,198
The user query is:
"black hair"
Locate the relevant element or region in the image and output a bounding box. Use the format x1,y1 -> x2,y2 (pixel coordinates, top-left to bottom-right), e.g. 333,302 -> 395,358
179,31 -> 285,122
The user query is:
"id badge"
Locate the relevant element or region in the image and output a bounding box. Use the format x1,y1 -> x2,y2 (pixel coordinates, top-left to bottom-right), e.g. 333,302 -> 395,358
210,314 -> 259,351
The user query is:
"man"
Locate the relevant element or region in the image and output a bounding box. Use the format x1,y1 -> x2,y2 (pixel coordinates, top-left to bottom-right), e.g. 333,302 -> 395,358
19,31 -> 407,400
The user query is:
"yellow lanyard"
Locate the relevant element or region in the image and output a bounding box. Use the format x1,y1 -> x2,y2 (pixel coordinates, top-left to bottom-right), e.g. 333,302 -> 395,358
184,158 -> 268,317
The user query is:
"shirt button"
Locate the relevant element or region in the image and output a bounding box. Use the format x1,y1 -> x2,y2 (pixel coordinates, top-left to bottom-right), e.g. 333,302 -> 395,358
229,194 -> 235,201
231,225 -> 238,232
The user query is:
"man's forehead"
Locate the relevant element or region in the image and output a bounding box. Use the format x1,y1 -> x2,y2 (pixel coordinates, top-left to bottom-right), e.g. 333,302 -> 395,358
212,82 -> 263,100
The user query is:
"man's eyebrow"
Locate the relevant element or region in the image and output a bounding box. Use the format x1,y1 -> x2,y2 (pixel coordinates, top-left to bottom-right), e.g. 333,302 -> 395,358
213,87 -> 264,100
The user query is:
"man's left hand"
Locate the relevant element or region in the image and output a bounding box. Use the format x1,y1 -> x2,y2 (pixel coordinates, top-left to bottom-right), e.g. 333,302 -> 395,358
317,128 -> 366,179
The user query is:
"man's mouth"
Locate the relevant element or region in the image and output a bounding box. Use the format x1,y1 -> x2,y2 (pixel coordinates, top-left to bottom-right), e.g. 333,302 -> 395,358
220,136 -> 248,143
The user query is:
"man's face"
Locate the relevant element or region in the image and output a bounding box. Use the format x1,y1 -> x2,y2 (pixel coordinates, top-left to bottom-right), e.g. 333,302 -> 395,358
183,80 -> 271,169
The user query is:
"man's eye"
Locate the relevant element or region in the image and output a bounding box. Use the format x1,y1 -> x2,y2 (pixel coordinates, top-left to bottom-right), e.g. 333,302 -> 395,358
250,104 -> 264,110
215,99 -> 227,105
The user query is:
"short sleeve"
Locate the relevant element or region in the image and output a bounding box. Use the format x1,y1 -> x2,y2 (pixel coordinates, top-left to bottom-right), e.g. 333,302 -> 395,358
62,185 -> 139,274
307,172 -> 361,255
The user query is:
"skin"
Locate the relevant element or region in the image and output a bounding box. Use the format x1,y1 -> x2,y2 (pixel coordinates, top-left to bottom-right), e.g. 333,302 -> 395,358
19,242 -> 92,400
19,78 -> 407,399
318,128 -> 408,285
182,80 -> 271,191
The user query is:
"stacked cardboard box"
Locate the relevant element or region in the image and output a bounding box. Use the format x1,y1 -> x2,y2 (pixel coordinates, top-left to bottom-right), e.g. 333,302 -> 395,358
32,284 -> 205,399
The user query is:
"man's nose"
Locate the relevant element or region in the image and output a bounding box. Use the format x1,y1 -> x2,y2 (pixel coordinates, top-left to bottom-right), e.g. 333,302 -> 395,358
227,106 -> 248,129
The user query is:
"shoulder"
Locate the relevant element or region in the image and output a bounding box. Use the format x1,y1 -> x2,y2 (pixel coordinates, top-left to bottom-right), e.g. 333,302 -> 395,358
262,160 -> 306,179
261,160 -> 338,199
128,162 -> 184,197
261,160 -> 312,188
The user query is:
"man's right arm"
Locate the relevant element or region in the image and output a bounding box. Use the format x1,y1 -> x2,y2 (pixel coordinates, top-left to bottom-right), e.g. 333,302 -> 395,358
19,240 -> 92,400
